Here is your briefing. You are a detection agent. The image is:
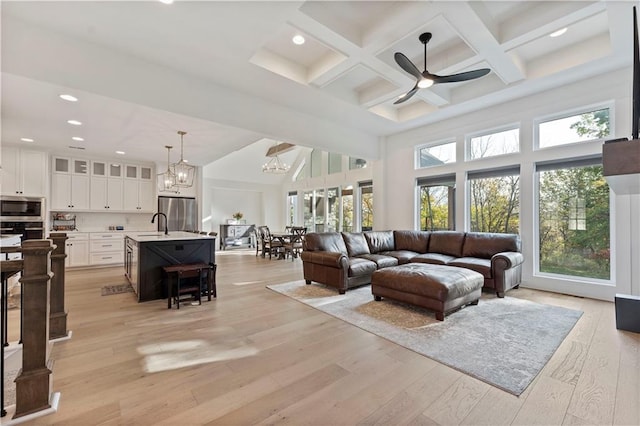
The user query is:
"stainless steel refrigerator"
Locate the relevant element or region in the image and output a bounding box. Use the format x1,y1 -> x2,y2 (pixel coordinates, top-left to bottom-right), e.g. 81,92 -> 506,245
157,196 -> 198,232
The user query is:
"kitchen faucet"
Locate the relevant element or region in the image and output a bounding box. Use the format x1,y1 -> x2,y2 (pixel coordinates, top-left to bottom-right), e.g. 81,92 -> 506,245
151,212 -> 169,235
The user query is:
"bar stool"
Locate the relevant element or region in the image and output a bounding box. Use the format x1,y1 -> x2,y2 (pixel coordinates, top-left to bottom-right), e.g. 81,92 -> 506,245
163,262 -> 217,309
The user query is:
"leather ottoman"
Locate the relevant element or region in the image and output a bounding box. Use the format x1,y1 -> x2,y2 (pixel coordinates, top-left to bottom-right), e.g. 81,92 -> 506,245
371,263 -> 483,321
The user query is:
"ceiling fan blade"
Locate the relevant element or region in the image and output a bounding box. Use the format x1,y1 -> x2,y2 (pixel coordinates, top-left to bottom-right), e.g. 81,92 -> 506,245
393,85 -> 419,105
394,52 -> 422,80
433,68 -> 490,84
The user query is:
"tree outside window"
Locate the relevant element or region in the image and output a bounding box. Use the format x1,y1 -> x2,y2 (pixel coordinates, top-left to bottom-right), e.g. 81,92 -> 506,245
538,165 -> 610,280
360,183 -> 373,231
342,186 -> 353,232
468,128 -> 519,160
469,171 -> 520,234
419,183 -> 454,231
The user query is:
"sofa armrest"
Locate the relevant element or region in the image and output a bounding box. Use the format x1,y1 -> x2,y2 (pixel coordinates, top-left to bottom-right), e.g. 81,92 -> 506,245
301,251 -> 348,268
491,251 -> 524,269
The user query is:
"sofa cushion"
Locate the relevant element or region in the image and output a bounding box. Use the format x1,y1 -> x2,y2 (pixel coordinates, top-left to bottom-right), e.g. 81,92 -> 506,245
394,230 -> 430,253
380,250 -> 419,265
428,231 -> 465,257
358,254 -> 399,269
348,257 -> 377,277
448,257 -> 492,278
462,232 -> 521,259
304,232 -> 348,254
410,253 -> 457,265
342,232 -> 371,257
364,231 -> 395,253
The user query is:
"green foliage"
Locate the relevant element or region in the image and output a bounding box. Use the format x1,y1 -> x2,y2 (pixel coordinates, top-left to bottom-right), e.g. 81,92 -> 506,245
469,175 -> 520,234
538,165 -> 610,279
569,109 -> 610,139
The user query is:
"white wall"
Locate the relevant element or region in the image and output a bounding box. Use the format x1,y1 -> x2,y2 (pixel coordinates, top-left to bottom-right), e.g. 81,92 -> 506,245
201,178 -> 284,235
383,67 -> 640,301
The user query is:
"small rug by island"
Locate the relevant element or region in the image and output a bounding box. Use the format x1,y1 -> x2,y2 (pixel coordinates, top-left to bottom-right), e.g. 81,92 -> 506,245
267,281 -> 583,396
101,284 -> 134,296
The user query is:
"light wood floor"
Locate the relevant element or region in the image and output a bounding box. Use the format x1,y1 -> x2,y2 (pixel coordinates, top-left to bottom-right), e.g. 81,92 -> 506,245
9,249 -> 640,425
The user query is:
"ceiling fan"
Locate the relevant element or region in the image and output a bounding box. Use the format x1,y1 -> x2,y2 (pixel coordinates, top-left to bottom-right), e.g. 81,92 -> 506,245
394,32 -> 491,104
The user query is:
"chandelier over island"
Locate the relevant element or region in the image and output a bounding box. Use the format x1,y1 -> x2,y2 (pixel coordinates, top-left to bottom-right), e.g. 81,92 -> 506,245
157,145 -> 177,192
171,130 -> 195,187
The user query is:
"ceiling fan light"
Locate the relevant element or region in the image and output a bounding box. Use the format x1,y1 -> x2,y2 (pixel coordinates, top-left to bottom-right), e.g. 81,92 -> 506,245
418,78 -> 433,89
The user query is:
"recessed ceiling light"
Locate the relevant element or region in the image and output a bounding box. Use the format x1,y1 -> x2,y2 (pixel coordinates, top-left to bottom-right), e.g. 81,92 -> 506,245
550,28 -> 567,38
67,119 -> 82,126
59,94 -> 78,102
159,0 -> 174,4
20,138 -> 34,142
72,136 -> 84,141
292,34 -> 305,45
115,151 -> 125,155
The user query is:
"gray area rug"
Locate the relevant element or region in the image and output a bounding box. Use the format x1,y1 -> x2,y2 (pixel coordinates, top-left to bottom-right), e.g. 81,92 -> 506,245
101,283 -> 134,296
267,281 -> 583,395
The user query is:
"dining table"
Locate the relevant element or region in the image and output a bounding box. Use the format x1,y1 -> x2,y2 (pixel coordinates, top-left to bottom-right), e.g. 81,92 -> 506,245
270,232 -> 292,259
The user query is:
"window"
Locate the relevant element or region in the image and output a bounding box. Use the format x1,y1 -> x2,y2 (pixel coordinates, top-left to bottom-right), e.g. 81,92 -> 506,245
537,158 -> 610,280
328,153 -> 342,174
342,186 -> 353,232
315,188 -> 325,232
468,127 -> 519,160
310,149 -> 322,178
417,175 -> 455,231
294,160 -> 307,181
327,187 -> 339,231
287,191 -> 298,226
349,157 -> 367,169
417,141 -> 456,168
468,167 -> 520,234
538,107 -> 611,149
359,181 -> 373,231
303,190 -> 313,230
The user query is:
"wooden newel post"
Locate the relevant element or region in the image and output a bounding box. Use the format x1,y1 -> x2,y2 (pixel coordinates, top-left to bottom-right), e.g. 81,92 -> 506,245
14,240 -> 54,419
49,233 -> 69,340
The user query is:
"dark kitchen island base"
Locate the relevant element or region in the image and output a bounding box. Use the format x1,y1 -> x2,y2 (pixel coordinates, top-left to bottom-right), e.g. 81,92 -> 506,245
124,232 -> 216,302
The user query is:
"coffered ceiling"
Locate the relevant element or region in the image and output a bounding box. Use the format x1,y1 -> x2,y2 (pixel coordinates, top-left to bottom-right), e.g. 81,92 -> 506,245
0,1 -> 634,177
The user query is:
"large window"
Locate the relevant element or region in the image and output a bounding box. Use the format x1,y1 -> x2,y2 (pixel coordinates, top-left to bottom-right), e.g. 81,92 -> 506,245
310,150 -> 322,178
303,190 -> 313,230
314,188 -> 325,232
537,159 -> 610,280
538,106 -> 611,148
359,181 -> 373,231
287,191 -> 298,226
342,186 -> 353,232
328,153 -> 342,174
327,187 -> 339,231
468,167 -> 520,234
417,140 -> 456,168
417,175 -> 455,231
468,127 -> 519,160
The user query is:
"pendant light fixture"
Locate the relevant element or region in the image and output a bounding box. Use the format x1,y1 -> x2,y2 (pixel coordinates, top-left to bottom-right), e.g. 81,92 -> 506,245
171,130 -> 195,187
262,141 -> 291,174
157,145 -> 177,192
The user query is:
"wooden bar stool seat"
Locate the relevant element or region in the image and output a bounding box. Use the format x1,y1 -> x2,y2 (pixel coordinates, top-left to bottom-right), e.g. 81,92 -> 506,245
163,262 -> 216,309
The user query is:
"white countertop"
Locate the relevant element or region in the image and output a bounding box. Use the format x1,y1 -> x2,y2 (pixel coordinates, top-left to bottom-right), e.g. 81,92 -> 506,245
125,231 -> 215,243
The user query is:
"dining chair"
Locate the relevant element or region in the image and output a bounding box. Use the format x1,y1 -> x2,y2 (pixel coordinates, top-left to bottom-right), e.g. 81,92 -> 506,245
254,227 -> 264,257
261,226 -> 283,259
284,226 -> 306,261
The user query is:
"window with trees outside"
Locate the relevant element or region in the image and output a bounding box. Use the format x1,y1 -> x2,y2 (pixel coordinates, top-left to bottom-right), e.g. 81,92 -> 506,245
327,187 -> 339,231
468,127 -> 519,160
468,167 -> 520,234
417,140 -> 456,168
342,186 -> 353,232
537,158 -> 610,280
303,190 -> 313,230
359,181 -> 373,231
538,107 -> 610,148
417,175 -> 455,230
287,191 -> 297,226
315,188 -> 325,232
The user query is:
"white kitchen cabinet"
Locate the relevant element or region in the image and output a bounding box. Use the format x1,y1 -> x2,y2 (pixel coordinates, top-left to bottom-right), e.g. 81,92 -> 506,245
51,173 -> 90,210
1,146 -> 47,196
123,165 -> 154,212
89,233 -> 124,265
65,232 -> 90,267
90,176 -> 124,211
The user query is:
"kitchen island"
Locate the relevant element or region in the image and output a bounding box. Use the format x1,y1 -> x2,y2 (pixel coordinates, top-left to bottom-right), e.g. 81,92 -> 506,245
124,231 -> 215,302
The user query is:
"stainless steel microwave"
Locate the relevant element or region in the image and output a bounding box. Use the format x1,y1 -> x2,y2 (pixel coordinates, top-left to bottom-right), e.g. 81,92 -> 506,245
0,196 -> 45,221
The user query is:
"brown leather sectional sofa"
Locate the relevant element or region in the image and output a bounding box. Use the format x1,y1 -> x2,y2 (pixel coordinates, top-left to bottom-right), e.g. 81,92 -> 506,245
301,230 -> 523,297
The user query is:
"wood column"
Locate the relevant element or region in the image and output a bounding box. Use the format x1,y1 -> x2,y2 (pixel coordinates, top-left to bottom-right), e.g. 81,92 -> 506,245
13,240 -> 54,419
48,233 -> 69,340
